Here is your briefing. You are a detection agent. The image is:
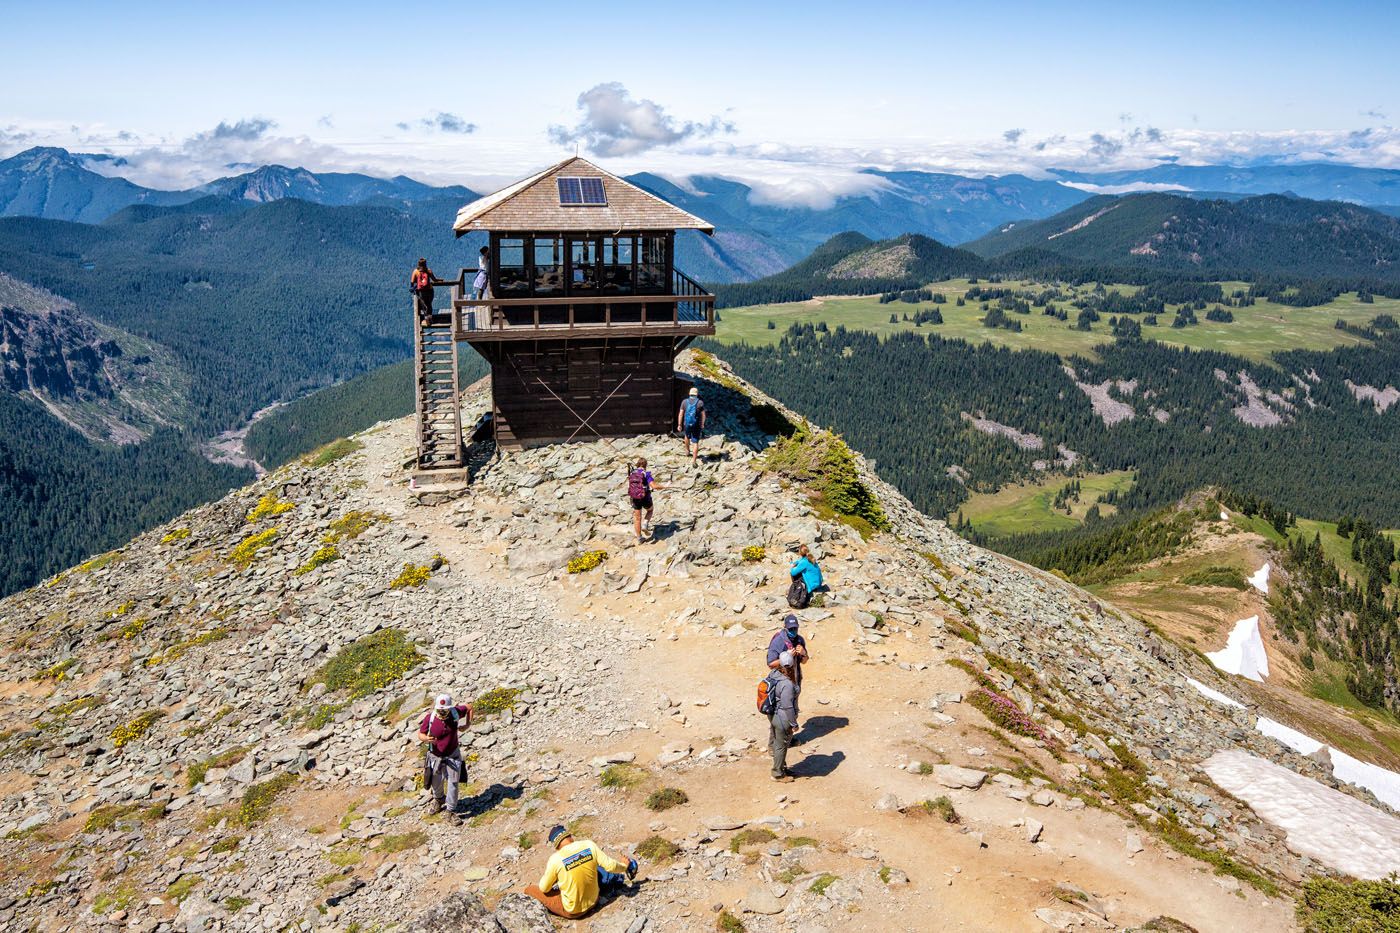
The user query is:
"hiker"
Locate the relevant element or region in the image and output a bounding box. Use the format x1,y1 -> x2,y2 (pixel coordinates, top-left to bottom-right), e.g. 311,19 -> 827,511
417,694 -> 473,816
410,258 -> 445,321
676,387 -> 706,464
787,544 -> 824,608
473,246 -> 490,300
524,824 -> 637,919
765,650 -> 800,782
767,613 -> 809,686
625,457 -> 664,544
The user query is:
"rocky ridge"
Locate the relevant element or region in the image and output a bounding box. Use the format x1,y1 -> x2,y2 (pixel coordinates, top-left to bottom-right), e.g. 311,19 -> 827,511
0,350 -> 1373,931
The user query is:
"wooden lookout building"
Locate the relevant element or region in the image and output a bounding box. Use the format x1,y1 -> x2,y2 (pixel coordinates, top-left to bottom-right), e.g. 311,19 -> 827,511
413,157 -> 716,471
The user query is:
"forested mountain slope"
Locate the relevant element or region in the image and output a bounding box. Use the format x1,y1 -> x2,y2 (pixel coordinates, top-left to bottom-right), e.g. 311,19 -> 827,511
966,192 -> 1400,281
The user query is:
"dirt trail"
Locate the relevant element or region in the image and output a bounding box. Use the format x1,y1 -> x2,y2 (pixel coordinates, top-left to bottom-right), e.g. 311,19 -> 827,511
359,418 -> 1296,932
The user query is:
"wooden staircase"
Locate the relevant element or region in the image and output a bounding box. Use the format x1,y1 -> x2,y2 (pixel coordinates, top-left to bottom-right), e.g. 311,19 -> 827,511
414,307 -> 463,470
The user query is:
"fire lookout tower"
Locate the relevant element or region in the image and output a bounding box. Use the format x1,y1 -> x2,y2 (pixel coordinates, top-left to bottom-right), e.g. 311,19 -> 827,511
413,157 -> 716,472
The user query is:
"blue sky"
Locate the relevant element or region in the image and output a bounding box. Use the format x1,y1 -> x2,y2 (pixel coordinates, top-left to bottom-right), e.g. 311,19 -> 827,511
2,0 -> 1397,202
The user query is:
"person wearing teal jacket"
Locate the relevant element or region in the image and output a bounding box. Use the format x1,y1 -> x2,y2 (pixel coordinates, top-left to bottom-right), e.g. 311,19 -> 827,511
790,544 -> 823,593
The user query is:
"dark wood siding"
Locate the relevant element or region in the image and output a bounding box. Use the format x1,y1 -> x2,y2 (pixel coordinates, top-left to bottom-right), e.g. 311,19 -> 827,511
479,337 -> 679,449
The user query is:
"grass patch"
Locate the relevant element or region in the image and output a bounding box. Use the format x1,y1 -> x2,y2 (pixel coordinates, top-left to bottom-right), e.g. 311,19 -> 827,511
325,848 -> 363,868
1296,876 -> 1400,931
1181,565 -> 1249,589
233,773 -> 298,826
165,874 -> 202,904
92,884 -> 138,914
634,834 -> 680,862
37,658 -> 78,681
211,835 -> 241,855
246,492 -> 294,522
144,626 -> 232,667
303,437 -> 363,468
308,629 -> 423,699
921,796 -> 960,823
729,827 -> 777,853
85,803 -> 141,832
785,835 -> 820,849
77,551 -> 122,573
373,830 -> 427,854
230,528 -> 279,568
187,746 -> 249,787
517,830 -> 537,850
223,896 -> 252,912
808,873 -> 839,896
474,686 -> 521,716
644,787 -> 689,811
599,763 -> 645,789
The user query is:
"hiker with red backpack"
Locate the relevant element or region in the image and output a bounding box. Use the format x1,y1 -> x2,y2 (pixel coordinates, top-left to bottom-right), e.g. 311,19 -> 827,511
625,457 -> 664,544
417,694 -> 474,817
760,651 -> 800,782
767,614 -> 809,686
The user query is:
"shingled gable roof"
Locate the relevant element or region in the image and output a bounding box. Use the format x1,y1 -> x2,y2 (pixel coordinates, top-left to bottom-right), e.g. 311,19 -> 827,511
452,156 -> 714,236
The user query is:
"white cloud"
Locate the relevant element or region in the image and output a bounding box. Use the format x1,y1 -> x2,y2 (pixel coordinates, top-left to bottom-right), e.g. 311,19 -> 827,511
548,83 -> 735,157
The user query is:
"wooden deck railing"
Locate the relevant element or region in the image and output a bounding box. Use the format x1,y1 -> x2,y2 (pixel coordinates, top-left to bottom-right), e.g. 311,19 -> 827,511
447,268 -> 715,336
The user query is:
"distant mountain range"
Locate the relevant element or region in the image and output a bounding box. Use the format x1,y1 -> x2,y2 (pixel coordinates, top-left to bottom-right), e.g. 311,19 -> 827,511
965,192 -> 1400,280
11,145 -> 1400,283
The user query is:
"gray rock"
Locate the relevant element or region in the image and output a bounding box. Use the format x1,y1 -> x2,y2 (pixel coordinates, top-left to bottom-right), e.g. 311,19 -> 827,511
704,816 -> 747,831
933,765 -> 987,789
739,887 -> 785,915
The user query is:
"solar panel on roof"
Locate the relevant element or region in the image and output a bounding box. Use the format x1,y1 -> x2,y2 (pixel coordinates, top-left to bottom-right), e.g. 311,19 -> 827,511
557,177 -> 582,204
557,176 -> 606,206
579,177 -> 606,204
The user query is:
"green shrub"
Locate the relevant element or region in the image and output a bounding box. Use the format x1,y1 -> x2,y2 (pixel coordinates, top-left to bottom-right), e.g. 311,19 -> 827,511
295,545 -> 341,576
599,763 -> 645,789
246,493 -> 294,522
762,423 -> 889,536
636,835 -> 680,862
110,710 -> 164,748
809,873 -> 839,895
716,910 -> 745,932
473,686 -> 521,716
1296,876 -> 1400,931
390,563 -> 433,589
230,528 -> 279,568
741,545 -> 765,563
323,510 -> 387,543
373,831 -> 427,854
187,746 -> 249,787
567,550 -> 608,574
645,787 -> 689,811
922,796 -> 959,823
729,827 -> 777,853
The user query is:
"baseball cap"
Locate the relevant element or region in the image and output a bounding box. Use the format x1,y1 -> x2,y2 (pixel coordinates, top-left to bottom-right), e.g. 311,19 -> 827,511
783,614 -> 799,630
778,650 -> 795,667
548,825 -> 569,847
434,694 -> 453,711
689,387 -> 698,396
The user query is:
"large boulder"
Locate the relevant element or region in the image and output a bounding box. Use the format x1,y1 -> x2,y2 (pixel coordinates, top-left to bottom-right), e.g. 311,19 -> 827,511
492,893 -> 555,933
404,891 -> 502,932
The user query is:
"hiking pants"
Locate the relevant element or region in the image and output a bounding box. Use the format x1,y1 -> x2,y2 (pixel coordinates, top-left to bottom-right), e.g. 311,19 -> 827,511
769,716 -> 793,778
523,884 -> 588,919
424,749 -> 463,812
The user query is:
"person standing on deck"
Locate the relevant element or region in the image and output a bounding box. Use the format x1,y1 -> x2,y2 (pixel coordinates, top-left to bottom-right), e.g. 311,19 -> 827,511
677,387 -> 706,465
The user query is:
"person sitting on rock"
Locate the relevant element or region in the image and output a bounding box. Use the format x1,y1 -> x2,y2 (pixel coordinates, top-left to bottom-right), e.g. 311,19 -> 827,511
625,457 -> 664,544
417,694 -> 473,817
767,613 -> 809,687
765,650 -> 801,782
787,544 -> 824,608
523,825 -> 637,919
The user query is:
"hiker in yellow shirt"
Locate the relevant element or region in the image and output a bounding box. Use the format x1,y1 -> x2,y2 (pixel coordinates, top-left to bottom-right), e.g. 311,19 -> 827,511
523,825 -> 637,918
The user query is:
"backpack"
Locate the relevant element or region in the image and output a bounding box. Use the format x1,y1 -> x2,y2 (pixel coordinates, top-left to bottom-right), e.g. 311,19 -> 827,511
627,468 -> 648,499
787,576 -> 810,609
757,671 -> 781,715
682,398 -> 701,430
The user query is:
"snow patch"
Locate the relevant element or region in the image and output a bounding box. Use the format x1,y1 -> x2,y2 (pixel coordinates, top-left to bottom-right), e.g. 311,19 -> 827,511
1186,677 -> 1245,709
1248,562 -> 1270,595
1202,749 -> 1400,880
1256,718 -> 1400,811
1205,615 -> 1269,682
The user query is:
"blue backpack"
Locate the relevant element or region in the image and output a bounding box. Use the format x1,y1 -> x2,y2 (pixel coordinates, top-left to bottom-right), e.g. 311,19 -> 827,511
682,398 -> 702,430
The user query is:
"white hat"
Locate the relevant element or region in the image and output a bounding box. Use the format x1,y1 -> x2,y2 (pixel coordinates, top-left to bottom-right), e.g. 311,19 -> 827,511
434,694 -> 453,710
778,650 -> 795,667
689,387 -> 699,396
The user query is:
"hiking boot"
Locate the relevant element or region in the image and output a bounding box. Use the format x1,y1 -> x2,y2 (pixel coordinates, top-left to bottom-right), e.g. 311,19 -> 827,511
426,801 -> 443,816
772,774 -> 795,783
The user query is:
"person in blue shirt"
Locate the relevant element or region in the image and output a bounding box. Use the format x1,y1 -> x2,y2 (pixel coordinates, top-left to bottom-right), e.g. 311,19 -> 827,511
790,544 -> 823,595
